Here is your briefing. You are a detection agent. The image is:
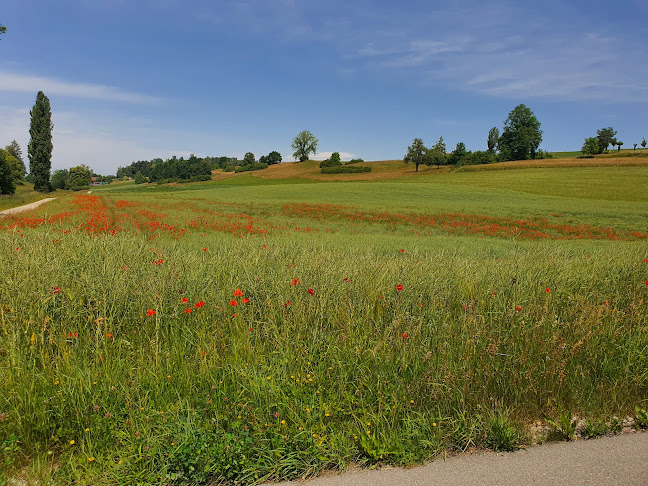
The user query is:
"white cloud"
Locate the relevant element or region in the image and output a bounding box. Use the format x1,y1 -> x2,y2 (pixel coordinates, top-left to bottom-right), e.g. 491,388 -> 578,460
310,151 -> 355,161
0,72 -> 163,104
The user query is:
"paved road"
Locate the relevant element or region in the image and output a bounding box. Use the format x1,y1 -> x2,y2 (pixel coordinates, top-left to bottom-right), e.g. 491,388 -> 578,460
0,197 -> 56,217
277,431 -> 648,486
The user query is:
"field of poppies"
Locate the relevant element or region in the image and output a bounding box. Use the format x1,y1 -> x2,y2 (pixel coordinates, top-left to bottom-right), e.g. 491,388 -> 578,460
1,166 -> 647,484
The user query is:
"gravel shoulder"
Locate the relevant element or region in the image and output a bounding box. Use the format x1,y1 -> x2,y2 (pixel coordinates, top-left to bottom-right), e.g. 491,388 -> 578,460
0,197 -> 57,217
276,431 -> 648,486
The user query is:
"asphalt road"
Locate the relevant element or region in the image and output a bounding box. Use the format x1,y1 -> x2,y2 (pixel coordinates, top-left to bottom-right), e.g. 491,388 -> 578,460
276,431 -> 648,486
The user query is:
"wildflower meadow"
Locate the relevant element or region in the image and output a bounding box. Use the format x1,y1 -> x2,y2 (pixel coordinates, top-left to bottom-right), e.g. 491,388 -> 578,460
1,165 -> 647,484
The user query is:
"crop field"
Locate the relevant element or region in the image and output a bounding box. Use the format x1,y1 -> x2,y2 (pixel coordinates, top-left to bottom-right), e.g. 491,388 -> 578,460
1,163 -> 647,484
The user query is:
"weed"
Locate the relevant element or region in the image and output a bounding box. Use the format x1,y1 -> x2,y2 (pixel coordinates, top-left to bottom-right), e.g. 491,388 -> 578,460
635,407 -> 648,429
580,419 -> 608,439
545,410 -> 578,441
483,410 -> 525,452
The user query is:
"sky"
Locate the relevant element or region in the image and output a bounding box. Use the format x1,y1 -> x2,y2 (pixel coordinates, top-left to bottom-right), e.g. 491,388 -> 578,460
1,0 -> 647,175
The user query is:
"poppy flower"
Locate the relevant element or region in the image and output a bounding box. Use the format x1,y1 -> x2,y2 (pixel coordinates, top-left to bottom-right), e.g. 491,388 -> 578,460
545,288 -> 551,293
516,306 -> 522,312
184,308 -> 192,314
51,286 -> 61,294
285,301 -> 291,307
181,297 -> 188,303
290,278 -> 301,286
230,300 -> 238,306
396,284 -> 403,291
202,248 -> 207,251
401,332 -> 408,339
234,289 -> 243,297
105,333 -> 113,338
242,298 -> 250,304
400,249 -> 405,253
147,309 -> 156,316
307,289 -> 314,295
69,331 -> 78,338
195,300 -> 205,308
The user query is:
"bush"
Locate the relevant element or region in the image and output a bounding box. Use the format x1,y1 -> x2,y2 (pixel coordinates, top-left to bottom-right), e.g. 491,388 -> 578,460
535,150 -> 553,159
320,153 -> 342,168
321,166 -> 371,174
457,151 -> 498,167
234,163 -> 268,173
347,158 -> 365,164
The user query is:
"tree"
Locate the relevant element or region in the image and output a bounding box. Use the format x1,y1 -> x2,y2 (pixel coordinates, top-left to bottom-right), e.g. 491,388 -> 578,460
428,137 -> 448,166
617,141 -> 623,152
487,127 -> 499,153
5,140 -> 24,164
51,169 -> 69,189
28,91 -> 54,192
497,104 -> 543,161
448,142 -> 469,165
291,131 -> 319,162
581,137 -> 599,156
0,150 -> 16,195
259,151 -> 282,165
243,152 -> 256,165
403,138 -> 427,172
68,165 -> 93,189
633,143 -> 638,152
134,172 -> 146,184
596,127 -> 617,153
320,152 -> 342,168
642,138 -> 647,149
0,24 -> 6,38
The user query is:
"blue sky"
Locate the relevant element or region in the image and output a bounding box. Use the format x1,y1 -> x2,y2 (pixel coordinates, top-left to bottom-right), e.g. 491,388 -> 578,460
1,0 -> 647,175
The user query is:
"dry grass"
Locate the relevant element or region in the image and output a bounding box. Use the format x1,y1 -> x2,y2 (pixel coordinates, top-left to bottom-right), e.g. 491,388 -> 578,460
457,156 -> 648,172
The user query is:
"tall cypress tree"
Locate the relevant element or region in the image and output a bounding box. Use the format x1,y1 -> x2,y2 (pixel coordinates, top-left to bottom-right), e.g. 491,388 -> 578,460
28,91 -> 54,192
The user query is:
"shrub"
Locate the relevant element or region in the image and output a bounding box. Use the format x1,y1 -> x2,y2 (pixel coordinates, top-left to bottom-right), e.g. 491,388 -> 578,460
234,163 -> 268,173
321,166 -> 371,174
347,158 -> 365,164
483,410 -> 524,452
320,153 -> 342,168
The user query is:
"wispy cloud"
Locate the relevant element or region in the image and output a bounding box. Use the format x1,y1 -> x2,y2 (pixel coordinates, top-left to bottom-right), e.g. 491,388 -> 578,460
310,151 -> 355,161
0,73 -> 163,104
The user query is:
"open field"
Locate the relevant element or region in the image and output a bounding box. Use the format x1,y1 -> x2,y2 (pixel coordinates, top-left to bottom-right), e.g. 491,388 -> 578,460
1,161 -> 647,484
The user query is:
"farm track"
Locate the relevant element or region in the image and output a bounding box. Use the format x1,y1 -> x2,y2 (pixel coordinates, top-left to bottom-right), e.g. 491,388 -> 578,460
0,197 -> 56,217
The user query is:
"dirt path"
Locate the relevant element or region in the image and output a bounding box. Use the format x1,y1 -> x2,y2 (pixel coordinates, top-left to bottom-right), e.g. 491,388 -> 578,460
0,197 -> 57,217
276,431 -> 648,486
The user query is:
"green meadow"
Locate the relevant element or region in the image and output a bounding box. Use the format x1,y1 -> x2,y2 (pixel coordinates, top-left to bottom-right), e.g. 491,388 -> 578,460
1,162 -> 647,484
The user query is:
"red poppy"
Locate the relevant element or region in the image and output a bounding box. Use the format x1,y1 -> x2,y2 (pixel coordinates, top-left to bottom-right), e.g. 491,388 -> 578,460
396,284 -> 403,291
492,292 -> 497,296
643,259 -> 647,263
195,300 -> 205,308
400,249 -> 405,253
401,332 -> 408,339
147,309 -> 156,316
184,308 -> 192,314
181,297 -> 188,303
262,245 -> 267,249
290,278 -> 301,286
51,286 -> 61,294
285,301 -> 291,307
202,248 -> 207,251
242,298 -> 250,304
234,289 -> 243,297
307,289 -> 314,295
343,278 -> 350,283
69,331 -> 78,338
105,333 -> 113,338
516,306 -> 522,312
603,301 -> 610,306
545,288 -> 551,293
230,300 -> 238,306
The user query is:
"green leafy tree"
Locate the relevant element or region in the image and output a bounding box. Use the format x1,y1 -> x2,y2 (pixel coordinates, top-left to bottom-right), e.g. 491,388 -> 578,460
641,138 -> 647,149
28,91 -> 54,192
448,142 -> 469,165
581,137 -> 599,156
67,165 -> 93,189
487,127 -> 499,153
51,169 -> 69,189
134,172 -> 146,184
243,152 -> 256,165
497,104 -> 543,161
617,141 -> 623,152
0,149 -> 25,183
259,151 -> 282,165
403,138 -> 428,172
596,127 -> 617,153
0,149 -> 16,195
0,23 -> 6,38
5,140 -> 25,166
320,152 -> 342,168
428,137 -> 448,166
291,131 -> 319,162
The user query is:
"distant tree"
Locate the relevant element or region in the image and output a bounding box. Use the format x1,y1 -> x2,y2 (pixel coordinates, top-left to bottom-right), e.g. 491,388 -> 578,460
448,142 -> 469,165
595,127 -> 617,153
5,140 -> 24,164
259,151 -> 282,165
0,150 -> 16,195
51,169 -> 69,190
28,91 -> 54,192
581,137 -> 599,156
487,127 -> 499,153
642,138 -> 647,149
0,24 -> 6,38
0,149 -> 25,183
134,172 -> 146,184
242,152 -> 256,166
617,141 -> 623,152
497,104 -> 543,161
68,165 -> 93,189
427,137 -> 448,166
634,143 -> 638,152
291,131 -> 319,162
320,152 -> 342,168
404,138 -> 428,172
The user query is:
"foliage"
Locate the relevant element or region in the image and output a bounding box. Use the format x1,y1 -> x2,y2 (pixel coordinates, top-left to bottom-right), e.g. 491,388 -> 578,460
0,150 -> 16,195
347,158 -> 365,164
483,410 -> 524,452
487,127 -> 499,153
51,169 -> 70,190
321,165 -> 371,174
534,150 -> 553,159
0,149 -> 25,183
498,104 -> 543,161
403,138 -> 427,171
456,150 -> 498,167
28,91 -> 54,192
147,154 -> 212,182
448,142 -> 469,165
580,419 -> 608,439
320,152 -> 342,168
234,163 -> 268,173
635,407 -> 648,429
68,165 -> 93,190
596,127 -> 617,153
243,152 -> 256,166
259,151 -> 282,165
291,131 -> 319,162
581,137 -> 600,156
642,138 -> 647,149
4,141 -> 26,180
0,23 -> 6,37
134,172 -> 146,184
429,137 -> 448,166
545,409 -> 577,441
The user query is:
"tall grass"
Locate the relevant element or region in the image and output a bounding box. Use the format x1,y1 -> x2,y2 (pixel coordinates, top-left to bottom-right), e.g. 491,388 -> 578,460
1,218 -> 647,483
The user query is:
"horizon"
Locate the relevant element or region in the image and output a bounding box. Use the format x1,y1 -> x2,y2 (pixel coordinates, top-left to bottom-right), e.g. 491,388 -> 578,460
1,0 -> 647,175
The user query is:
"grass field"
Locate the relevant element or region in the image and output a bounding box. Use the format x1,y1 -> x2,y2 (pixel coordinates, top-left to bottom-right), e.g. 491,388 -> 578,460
1,160 -> 647,484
